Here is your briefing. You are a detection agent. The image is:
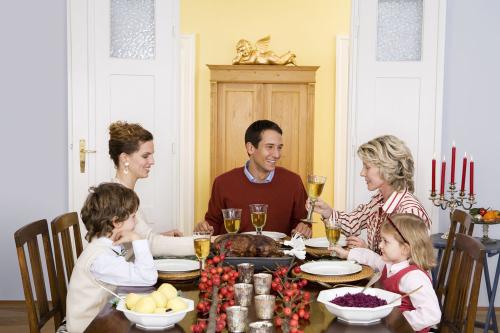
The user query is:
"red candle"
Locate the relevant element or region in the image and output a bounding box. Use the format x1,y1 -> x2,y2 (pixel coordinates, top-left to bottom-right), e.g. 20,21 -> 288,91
469,157 -> 474,196
451,142 -> 456,184
460,153 -> 467,193
431,156 -> 436,194
440,156 -> 446,195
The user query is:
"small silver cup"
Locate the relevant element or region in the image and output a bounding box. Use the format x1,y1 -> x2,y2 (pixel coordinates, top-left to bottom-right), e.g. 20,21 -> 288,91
234,283 -> 253,306
249,321 -> 274,333
237,263 -> 254,283
226,306 -> 248,332
254,294 -> 275,320
253,273 -> 272,295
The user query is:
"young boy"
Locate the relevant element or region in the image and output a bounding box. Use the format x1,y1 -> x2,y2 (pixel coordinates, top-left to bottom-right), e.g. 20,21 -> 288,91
66,183 -> 158,332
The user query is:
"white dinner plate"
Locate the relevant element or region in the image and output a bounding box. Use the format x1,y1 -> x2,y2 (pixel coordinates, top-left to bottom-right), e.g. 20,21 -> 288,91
300,260 -> 362,276
154,259 -> 199,272
241,231 -> 287,240
305,236 -> 346,248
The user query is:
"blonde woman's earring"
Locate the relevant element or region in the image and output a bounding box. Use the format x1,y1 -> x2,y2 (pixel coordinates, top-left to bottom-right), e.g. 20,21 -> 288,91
124,162 -> 129,175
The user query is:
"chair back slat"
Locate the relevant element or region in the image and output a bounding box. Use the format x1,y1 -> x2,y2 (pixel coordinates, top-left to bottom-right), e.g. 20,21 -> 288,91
435,209 -> 474,306
14,219 -> 63,333
50,212 -> 83,314
439,233 -> 485,333
27,238 -> 50,318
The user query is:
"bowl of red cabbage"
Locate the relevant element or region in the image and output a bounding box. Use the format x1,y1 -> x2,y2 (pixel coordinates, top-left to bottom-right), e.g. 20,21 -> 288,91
317,287 -> 401,324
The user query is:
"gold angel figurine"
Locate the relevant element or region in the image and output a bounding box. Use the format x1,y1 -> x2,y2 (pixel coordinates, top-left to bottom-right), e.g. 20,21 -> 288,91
232,36 -> 297,65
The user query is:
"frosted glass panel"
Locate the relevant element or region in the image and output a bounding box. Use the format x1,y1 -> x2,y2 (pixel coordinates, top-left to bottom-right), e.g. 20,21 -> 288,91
377,0 -> 422,61
110,0 -> 155,59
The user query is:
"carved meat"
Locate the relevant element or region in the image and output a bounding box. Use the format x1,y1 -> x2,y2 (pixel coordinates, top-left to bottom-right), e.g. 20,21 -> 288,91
215,234 -> 281,257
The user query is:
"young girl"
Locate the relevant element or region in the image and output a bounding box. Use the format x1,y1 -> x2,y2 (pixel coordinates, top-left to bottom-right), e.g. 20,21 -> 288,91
66,183 -> 158,333
333,213 -> 440,332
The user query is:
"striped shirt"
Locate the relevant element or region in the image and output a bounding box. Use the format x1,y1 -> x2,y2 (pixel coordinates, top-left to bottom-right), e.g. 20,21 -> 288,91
333,189 -> 431,253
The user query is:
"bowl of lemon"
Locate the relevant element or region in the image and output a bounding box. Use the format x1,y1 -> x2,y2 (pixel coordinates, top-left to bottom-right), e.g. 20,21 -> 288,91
116,283 -> 194,330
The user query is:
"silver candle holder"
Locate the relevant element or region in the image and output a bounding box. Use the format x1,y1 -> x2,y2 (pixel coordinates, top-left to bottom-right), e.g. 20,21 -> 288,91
237,263 -> 254,284
249,320 -> 274,333
254,294 -> 275,320
253,273 -> 272,295
234,283 -> 253,307
429,183 -> 476,239
226,306 -> 248,332
429,183 -> 476,212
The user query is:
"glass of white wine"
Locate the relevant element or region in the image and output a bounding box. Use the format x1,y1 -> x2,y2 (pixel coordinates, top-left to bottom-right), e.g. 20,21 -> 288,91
324,216 -> 341,257
249,204 -> 268,235
193,231 -> 211,270
222,208 -> 242,234
301,175 -> 327,223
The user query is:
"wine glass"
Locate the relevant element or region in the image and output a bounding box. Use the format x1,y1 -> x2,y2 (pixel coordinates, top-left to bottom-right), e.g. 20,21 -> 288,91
193,231 -> 211,270
249,204 -> 268,235
301,175 -> 327,223
324,216 -> 341,257
222,208 -> 242,234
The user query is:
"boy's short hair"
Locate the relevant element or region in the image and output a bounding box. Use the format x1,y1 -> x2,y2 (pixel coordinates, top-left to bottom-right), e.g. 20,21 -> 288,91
81,182 -> 139,241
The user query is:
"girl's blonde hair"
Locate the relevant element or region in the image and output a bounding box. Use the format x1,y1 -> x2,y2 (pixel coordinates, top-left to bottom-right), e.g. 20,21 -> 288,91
381,213 -> 436,271
357,135 -> 415,192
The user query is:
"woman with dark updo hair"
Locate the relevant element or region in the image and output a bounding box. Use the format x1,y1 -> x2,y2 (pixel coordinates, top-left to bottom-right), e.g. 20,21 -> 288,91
108,121 -> 194,256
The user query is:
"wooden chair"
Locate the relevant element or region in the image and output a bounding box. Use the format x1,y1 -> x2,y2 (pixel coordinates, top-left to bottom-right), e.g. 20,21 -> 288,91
439,233 -> 485,333
14,219 -> 64,333
435,209 -> 474,306
51,212 -> 83,314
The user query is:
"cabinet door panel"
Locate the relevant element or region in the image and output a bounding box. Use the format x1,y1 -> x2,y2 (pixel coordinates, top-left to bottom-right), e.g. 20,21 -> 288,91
214,83 -> 264,177
264,84 -> 309,181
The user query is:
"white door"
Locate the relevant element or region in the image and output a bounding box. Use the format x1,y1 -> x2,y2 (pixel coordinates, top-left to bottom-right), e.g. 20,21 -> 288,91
68,0 -> 182,234
346,0 -> 446,232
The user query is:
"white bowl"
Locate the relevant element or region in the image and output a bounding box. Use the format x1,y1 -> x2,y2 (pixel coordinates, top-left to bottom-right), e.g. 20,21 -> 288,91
317,287 -> 401,325
116,296 -> 194,330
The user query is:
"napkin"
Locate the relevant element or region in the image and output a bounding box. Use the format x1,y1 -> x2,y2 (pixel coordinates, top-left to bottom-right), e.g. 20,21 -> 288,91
283,233 -> 306,259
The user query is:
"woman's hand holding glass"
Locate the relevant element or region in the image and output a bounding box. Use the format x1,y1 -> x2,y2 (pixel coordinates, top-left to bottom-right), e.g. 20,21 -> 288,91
306,197 -> 334,221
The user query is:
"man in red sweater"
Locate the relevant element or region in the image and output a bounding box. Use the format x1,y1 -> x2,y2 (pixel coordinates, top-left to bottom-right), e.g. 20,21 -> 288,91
194,120 -> 312,237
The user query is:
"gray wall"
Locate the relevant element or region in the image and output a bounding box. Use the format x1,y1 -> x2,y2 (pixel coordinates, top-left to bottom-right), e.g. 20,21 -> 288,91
0,0 -> 498,310
0,0 -> 68,299
441,0 -> 500,306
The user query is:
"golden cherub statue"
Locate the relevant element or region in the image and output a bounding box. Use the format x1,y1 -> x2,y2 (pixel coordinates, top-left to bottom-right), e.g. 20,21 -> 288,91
232,36 -> 296,65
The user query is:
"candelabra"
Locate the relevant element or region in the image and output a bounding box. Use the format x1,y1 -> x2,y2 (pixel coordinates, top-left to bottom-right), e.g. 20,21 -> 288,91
429,183 -> 476,240
429,183 -> 476,213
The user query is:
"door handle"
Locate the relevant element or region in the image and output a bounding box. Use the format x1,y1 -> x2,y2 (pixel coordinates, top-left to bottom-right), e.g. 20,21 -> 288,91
79,139 -> 96,173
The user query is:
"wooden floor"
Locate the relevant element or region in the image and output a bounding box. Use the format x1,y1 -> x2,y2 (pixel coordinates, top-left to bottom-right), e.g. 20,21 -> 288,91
0,301 -> 498,332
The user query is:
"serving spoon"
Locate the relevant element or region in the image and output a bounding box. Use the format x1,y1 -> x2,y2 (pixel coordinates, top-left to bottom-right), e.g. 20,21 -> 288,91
388,285 -> 423,305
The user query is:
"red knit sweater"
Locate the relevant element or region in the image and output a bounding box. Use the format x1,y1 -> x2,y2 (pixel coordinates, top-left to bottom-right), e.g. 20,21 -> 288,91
205,167 -> 308,235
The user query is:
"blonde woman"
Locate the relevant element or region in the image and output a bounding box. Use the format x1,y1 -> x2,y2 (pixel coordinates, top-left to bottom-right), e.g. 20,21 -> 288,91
311,135 -> 431,253
108,121 -> 194,256
333,214 -> 440,332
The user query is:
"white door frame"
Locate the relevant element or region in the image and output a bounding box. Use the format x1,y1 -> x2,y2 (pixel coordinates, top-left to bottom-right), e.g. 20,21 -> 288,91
334,0 -> 447,229
67,1 -> 195,233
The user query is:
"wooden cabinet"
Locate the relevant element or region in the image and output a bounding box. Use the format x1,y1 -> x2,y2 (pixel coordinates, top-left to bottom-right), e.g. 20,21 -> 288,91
208,65 -> 319,183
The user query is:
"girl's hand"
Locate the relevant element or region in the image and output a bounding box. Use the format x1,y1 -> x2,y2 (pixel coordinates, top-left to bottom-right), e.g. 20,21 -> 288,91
331,245 -> 349,259
113,230 -> 141,245
346,236 -> 367,249
161,229 -> 183,237
305,198 -> 333,220
194,221 -> 214,233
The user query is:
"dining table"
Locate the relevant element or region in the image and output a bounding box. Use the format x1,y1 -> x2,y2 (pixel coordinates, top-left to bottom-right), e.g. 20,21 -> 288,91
84,281 -> 416,333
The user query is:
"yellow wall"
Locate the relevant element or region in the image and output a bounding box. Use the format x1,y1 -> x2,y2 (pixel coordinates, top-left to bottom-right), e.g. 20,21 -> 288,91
181,0 -> 351,236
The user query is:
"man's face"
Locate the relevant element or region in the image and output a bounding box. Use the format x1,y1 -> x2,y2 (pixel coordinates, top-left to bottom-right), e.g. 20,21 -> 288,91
246,129 -> 283,174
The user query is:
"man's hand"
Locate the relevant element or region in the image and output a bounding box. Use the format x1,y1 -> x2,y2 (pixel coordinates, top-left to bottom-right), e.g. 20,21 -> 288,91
292,222 -> 312,238
161,229 -> 183,237
113,230 -> 140,245
306,198 -> 333,220
194,221 -> 214,233
346,235 -> 367,249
